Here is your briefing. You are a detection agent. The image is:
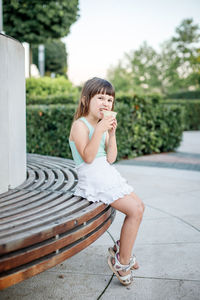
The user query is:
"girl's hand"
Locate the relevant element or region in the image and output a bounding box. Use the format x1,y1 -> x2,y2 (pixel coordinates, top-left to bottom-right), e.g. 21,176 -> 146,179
108,118 -> 117,136
97,116 -> 115,133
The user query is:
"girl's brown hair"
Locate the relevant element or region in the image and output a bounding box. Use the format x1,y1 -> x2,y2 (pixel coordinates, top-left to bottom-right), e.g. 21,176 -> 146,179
74,77 -> 115,120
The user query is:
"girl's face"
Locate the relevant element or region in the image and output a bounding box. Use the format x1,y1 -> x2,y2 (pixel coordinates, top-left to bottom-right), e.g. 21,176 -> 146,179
88,93 -> 114,119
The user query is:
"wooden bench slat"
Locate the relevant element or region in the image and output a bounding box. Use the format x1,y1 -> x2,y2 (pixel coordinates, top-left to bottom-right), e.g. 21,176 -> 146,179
0,190 -> 36,205
26,169 -> 46,190
0,195 -> 89,241
16,169 -> 36,190
0,191 -> 53,219
60,168 -> 77,191
0,202 -> 106,254
0,193 -> 74,227
0,207 -> 112,272
0,217 -> 112,290
0,198 -> 89,236
50,169 -> 66,190
0,190 -> 46,212
0,154 -> 116,290
0,189 -> 23,201
37,168 -> 56,190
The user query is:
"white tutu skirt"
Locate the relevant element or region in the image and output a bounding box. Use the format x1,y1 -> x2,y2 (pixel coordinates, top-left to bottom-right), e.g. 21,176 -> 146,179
74,156 -> 134,205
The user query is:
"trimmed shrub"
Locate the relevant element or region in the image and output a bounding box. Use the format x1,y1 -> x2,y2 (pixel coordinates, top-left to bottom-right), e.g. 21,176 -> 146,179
163,99 -> 200,130
27,104 -> 76,159
26,76 -> 79,105
26,98 -> 185,160
167,90 -> 200,99
26,94 -> 79,105
115,97 -> 184,159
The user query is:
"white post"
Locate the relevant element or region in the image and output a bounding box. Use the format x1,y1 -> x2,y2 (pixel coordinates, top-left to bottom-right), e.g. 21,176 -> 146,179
38,44 -> 45,76
0,34 -> 26,194
0,0 -> 3,33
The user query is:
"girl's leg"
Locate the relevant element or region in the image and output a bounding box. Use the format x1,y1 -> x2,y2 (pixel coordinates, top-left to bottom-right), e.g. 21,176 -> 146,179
111,192 -> 145,267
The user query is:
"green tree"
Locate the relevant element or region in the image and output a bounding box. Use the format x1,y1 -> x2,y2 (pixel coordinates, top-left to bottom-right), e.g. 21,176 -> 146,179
3,0 -> 79,74
108,42 -> 162,94
126,42 -> 162,94
108,19 -> 200,95
172,19 -> 200,54
159,40 -> 182,94
33,40 -> 67,76
107,61 -> 133,93
160,18 -> 200,93
173,19 -> 200,89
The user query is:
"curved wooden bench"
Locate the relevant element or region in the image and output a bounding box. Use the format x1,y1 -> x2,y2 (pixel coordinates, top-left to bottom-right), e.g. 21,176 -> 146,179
0,154 -> 116,290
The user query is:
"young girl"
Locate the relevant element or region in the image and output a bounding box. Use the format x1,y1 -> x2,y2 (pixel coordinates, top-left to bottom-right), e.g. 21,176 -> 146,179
69,77 -> 145,286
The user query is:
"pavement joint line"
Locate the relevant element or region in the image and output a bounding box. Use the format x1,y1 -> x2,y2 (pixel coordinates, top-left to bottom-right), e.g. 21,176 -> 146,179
48,229 -> 116,300
47,264 -> 200,276
135,242 -> 200,246
143,217 -> 180,220
133,276 -> 200,282
47,270 -> 115,276
173,188 -> 200,194
45,271 -> 200,285
146,204 -> 200,233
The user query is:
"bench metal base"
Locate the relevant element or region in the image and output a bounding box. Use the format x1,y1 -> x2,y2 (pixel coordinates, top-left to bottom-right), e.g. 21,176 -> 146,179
0,154 -> 115,290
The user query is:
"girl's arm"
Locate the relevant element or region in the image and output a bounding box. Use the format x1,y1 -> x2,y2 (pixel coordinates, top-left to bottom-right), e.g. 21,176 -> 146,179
106,119 -> 118,164
71,117 -> 114,164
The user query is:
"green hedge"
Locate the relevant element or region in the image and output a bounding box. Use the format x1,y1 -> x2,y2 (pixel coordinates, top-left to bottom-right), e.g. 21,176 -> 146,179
26,76 -> 79,105
115,97 -> 184,158
166,90 -> 200,99
27,105 -> 76,159
26,94 -> 79,105
117,95 -> 200,130
26,99 -> 185,160
163,99 -> 200,130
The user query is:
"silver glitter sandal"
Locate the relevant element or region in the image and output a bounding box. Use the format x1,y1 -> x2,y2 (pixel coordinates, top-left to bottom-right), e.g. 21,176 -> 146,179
107,252 -> 134,286
108,240 -> 139,270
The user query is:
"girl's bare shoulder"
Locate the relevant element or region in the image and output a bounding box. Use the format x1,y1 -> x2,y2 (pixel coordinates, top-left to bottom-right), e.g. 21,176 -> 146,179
70,119 -> 89,140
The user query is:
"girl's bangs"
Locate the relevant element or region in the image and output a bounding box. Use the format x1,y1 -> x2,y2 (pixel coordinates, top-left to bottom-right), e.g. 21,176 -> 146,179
98,86 -> 115,97
91,82 -> 115,98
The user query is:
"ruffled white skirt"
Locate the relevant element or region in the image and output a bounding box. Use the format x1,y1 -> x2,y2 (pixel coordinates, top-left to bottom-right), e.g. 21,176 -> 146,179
74,156 -> 134,205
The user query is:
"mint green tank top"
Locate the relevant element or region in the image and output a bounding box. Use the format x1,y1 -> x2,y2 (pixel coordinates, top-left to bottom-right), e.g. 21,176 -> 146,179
69,117 -> 107,166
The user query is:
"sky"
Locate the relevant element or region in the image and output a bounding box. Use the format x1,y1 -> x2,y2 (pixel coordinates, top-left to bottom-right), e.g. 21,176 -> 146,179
62,0 -> 200,85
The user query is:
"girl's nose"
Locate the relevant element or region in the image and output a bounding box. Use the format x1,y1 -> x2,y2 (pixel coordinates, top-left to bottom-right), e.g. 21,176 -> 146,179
103,99 -> 109,106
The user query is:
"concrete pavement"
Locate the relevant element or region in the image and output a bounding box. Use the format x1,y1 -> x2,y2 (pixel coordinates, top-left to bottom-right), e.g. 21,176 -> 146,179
1,131 -> 200,300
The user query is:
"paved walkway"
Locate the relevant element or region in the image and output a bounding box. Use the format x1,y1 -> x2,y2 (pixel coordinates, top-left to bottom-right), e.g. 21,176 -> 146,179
119,131 -> 200,172
1,131 -> 200,300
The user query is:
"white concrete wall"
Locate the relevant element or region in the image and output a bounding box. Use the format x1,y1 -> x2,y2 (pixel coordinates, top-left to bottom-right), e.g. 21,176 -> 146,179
0,34 -> 26,194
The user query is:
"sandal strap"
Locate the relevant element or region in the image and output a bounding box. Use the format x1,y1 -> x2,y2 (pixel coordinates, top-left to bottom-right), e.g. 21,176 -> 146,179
119,273 -> 133,283
129,255 -> 136,268
114,241 -> 136,269
113,253 -> 132,272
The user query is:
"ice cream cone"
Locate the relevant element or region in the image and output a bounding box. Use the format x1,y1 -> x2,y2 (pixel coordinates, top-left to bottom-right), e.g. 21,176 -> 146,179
102,110 -> 117,118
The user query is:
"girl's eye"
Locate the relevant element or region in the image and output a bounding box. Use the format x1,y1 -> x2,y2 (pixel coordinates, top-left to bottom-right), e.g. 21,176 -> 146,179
108,99 -> 113,102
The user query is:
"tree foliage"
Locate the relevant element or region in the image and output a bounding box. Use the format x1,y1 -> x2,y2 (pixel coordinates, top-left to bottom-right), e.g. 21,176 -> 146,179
3,0 -> 79,45
107,19 -> 200,95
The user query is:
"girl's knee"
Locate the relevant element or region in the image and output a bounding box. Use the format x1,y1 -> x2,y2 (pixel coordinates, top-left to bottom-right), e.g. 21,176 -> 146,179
136,203 -> 144,220
129,194 -> 145,219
